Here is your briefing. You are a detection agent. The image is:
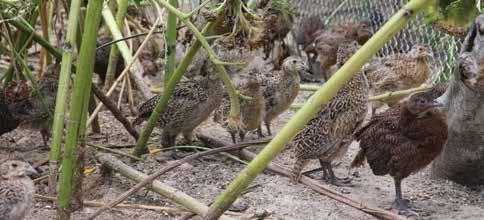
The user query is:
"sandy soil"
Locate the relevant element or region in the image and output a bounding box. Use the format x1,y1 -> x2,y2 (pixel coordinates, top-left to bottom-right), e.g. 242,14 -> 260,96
1,90 -> 483,220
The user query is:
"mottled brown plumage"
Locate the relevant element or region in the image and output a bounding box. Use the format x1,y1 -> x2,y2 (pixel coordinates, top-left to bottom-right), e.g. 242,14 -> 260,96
214,72 -> 264,143
365,45 -> 433,96
6,65 -> 58,146
134,72 -> 223,157
257,56 -> 307,136
291,41 -> 369,185
308,20 -> 372,80
294,15 -> 325,50
352,91 -> 448,216
0,160 -> 37,220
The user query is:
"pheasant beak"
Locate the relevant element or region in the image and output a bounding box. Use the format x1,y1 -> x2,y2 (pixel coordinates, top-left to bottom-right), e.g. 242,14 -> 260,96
428,100 -> 443,108
25,165 -> 38,176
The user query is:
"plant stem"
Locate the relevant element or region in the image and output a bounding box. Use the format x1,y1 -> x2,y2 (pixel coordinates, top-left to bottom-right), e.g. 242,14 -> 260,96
164,0 -> 178,85
48,0 -> 82,197
103,0 -> 128,91
57,0 -> 103,218
132,5 -> 225,157
203,0 -> 432,219
101,6 -> 153,99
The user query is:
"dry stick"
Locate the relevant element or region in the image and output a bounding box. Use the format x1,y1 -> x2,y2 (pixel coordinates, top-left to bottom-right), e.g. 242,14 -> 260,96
88,139 -> 270,220
117,75 -> 127,109
126,74 -> 136,114
86,17 -> 161,127
91,85 -> 139,140
35,194 -> 190,213
196,134 -> 406,220
86,143 -> 142,161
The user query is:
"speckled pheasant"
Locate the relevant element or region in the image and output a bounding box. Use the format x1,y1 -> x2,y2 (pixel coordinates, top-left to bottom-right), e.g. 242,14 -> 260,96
0,160 -> 37,220
213,71 -> 265,143
365,45 -> 433,96
7,65 -> 58,146
352,91 -> 447,216
133,71 -> 223,157
257,56 -> 307,136
291,41 -> 369,185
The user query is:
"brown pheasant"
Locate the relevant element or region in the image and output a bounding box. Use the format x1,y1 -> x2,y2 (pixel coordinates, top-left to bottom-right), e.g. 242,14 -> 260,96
7,65 -> 58,147
133,71 -> 223,158
352,91 -> 448,216
213,71 -> 264,143
308,20 -> 373,81
0,159 -> 37,220
257,56 -> 308,136
291,41 -> 369,185
365,45 -> 433,95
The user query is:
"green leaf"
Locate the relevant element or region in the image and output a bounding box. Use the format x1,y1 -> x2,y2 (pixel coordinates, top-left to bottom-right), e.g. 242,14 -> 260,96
425,0 -> 480,28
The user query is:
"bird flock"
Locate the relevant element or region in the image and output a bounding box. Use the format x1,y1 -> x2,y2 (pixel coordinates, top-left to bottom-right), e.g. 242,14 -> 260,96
0,8 -> 451,219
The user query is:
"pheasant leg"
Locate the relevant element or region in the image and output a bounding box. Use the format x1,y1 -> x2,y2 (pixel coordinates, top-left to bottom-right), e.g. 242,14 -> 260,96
257,126 -> 265,137
320,160 -> 353,186
265,121 -> 272,136
230,132 -> 237,144
239,131 -> 245,142
391,179 -> 418,216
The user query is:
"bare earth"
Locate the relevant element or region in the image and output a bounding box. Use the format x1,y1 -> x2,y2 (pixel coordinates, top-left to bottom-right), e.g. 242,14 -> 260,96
1,90 -> 483,220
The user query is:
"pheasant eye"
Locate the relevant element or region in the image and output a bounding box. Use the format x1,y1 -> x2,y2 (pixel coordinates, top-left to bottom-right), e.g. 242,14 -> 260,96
292,60 -> 297,64
11,163 -> 17,168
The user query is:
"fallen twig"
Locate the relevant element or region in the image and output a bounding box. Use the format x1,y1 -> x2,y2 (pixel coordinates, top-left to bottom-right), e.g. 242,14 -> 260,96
196,133 -> 406,220
91,85 -> 139,140
86,143 -> 143,161
35,194 -> 189,213
94,144 -> 275,220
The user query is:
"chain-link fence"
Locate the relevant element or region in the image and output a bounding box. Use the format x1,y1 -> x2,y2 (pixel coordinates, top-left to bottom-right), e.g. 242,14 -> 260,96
293,0 -> 462,82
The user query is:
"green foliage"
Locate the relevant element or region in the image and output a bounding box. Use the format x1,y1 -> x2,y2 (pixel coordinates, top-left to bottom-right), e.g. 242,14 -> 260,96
425,0 -> 480,28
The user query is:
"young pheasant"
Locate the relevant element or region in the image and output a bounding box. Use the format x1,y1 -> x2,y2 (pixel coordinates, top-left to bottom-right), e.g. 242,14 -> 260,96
352,91 -> 447,216
133,71 -> 223,157
308,20 -> 373,81
365,45 -> 433,96
257,56 -> 308,136
0,160 -> 37,220
213,71 -> 265,143
7,64 -> 58,146
291,41 -> 369,185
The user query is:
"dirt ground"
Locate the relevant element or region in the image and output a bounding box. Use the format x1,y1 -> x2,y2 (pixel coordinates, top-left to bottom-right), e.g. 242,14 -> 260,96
1,90 -> 484,220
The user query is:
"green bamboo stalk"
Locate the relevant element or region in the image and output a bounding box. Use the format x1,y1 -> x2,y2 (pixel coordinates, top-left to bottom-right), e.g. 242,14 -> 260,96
101,6 -> 153,98
132,6 -> 225,157
57,0 -> 103,219
203,0 -> 433,219
7,18 -> 61,58
164,0 -> 178,85
48,0 -> 82,197
103,0 -> 128,91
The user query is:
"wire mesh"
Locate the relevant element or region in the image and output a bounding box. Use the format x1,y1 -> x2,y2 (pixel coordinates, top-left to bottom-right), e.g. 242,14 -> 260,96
293,0 -> 462,82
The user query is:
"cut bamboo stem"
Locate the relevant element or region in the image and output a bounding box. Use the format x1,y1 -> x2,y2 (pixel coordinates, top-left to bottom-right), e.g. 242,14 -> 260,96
36,194 -> 190,213
91,153 -> 237,220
